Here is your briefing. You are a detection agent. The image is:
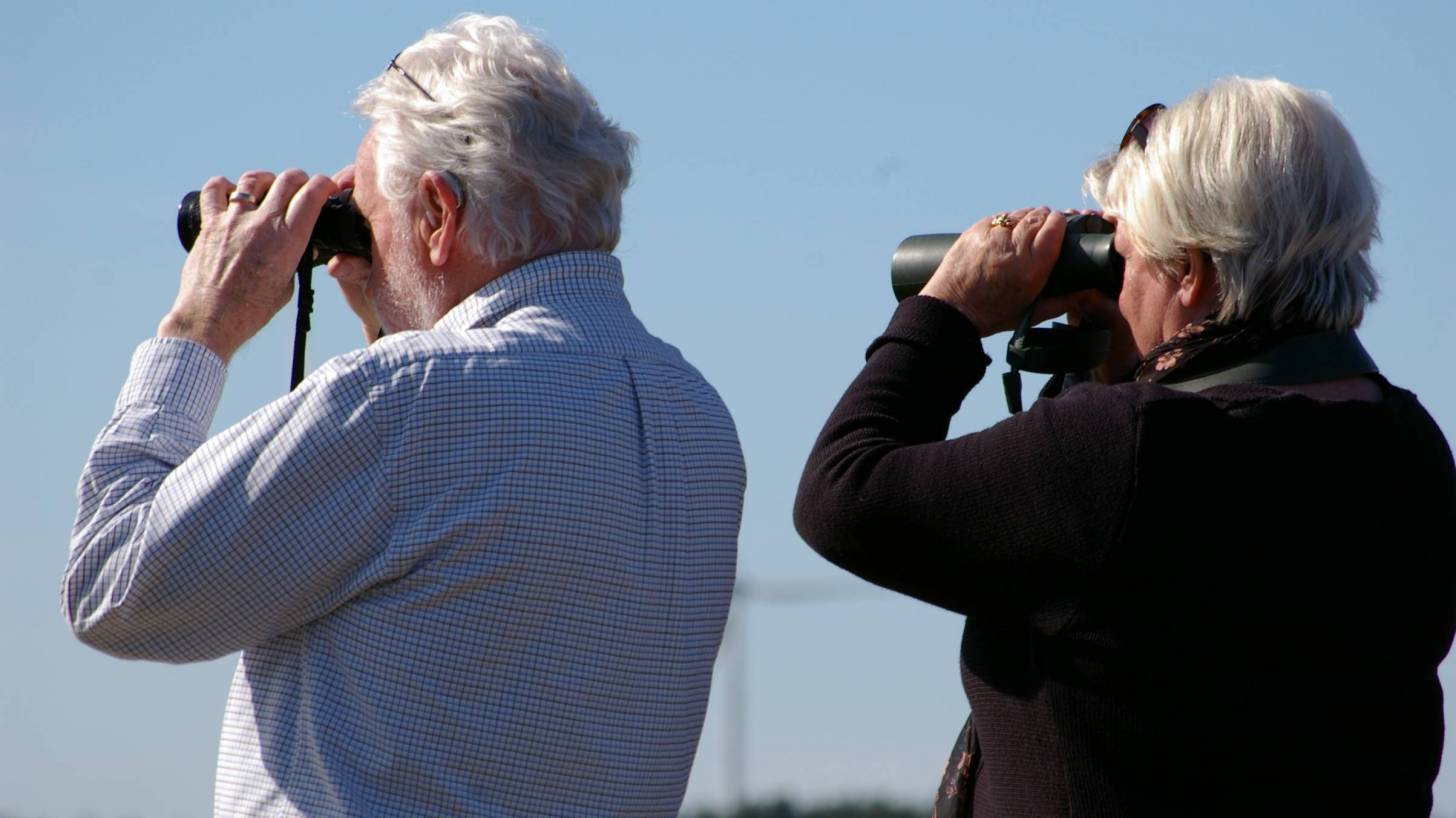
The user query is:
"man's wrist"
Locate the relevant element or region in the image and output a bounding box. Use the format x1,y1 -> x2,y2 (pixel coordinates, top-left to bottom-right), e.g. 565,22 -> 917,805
158,310 -> 239,363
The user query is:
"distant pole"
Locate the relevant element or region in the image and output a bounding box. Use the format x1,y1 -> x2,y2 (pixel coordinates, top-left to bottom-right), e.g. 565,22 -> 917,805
721,578 -> 877,815
724,604 -> 747,813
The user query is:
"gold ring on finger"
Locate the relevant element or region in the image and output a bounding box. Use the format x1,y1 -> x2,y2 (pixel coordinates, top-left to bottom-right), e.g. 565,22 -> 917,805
228,190 -> 259,208
990,213 -> 1017,228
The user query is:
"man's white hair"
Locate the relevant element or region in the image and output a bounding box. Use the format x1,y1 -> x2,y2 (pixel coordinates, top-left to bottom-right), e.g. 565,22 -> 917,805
355,14 -> 637,267
1084,77 -> 1380,330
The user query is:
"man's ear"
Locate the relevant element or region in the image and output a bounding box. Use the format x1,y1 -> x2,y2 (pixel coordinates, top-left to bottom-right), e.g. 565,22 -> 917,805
1178,249 -> 1218,311
417,171 -> 464,267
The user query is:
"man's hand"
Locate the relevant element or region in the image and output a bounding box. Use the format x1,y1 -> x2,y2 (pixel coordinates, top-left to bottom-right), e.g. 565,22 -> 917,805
920,206 -> 1071,337
159,169 -> 339,362
324,163 -> 383,343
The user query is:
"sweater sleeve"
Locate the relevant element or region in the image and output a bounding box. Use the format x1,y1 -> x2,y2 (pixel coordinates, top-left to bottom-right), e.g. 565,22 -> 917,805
793,296 -> 1140,632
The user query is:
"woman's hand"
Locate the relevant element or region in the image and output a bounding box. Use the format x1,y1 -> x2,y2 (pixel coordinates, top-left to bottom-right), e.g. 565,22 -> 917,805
919,206 -> 1069,337
1065,291 -> 1139,383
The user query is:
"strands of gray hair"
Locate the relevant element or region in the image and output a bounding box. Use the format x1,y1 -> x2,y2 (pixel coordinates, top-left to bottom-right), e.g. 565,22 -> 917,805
1084,77 -> 1380,331
355,14 -> 637,268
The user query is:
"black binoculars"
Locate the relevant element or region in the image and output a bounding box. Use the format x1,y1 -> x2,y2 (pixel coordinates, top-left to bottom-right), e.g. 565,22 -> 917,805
890,213 -> 1123,302
176,189 -> 373,265
174,187 -> 375,391
890,214 -> 1125,399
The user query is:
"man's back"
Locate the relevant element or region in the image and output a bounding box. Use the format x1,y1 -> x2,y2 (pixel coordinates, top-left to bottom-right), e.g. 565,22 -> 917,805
68,252 -> 745,816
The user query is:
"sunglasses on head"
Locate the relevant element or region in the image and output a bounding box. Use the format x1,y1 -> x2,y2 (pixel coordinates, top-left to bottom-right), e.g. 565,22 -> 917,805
1120,103 -> 1166,152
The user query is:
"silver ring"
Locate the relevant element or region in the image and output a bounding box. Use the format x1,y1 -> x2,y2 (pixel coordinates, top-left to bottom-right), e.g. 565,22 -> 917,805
228,190 -> 258,208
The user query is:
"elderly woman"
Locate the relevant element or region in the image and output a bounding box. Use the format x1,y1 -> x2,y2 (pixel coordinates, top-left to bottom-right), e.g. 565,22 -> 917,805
794,77 -> 1456,817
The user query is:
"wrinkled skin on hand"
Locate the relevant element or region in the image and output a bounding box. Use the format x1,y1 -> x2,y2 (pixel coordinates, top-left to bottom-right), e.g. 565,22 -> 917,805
159,169 -> 339,362
920,206 -> 1074,337
922,206 -> 1143,383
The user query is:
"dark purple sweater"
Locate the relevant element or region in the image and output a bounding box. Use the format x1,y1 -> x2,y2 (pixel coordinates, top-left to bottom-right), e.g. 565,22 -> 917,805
794,296 -> 1456,817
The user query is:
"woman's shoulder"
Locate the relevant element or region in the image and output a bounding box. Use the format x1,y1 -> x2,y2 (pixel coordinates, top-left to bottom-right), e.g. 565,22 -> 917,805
1049,373 -> 1408,413
1034,374 -> 1444,445
1048,374 -> 1454,473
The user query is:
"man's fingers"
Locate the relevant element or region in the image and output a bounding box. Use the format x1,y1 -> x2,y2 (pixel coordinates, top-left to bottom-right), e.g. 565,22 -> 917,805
327,253 -> 371,286
327,255 -> 383,341
284,173 -> 341,236
262,169 -> 310,217
234,170 -> 277,205
332,164 -> 356,188
199,176 -> 234,222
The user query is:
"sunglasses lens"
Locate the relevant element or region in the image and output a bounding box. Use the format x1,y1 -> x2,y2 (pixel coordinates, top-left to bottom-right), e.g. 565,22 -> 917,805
1120,103 -> 1166,152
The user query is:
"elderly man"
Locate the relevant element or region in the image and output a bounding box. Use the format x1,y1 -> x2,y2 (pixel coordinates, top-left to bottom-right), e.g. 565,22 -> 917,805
65,14 -> 744,817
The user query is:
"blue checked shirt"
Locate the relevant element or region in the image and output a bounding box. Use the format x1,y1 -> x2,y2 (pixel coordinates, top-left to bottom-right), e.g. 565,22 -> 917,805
66,251 -> 746,817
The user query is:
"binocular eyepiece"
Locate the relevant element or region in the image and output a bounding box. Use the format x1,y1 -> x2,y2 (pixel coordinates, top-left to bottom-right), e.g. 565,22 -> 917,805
176,189 -> 373,265
890,213 -> 1123,302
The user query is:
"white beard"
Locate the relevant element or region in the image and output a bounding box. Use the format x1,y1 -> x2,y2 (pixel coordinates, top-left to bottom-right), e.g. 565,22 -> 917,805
375,220 -> 449,333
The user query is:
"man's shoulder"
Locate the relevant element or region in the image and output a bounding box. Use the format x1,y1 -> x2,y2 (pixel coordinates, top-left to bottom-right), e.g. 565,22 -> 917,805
359,327 -> 520,367
317,323 -> 713,402
306,324 -> 741,466
305,329 -> 533,399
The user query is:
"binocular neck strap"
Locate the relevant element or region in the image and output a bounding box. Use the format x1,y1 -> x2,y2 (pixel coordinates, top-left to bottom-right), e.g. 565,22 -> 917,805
1159,330 -> 1378,393
290,257 -> 315,391
1001,304 -> 1042,414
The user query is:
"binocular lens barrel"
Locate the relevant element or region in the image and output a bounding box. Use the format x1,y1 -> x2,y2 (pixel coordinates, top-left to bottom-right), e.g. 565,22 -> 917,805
890,214 -> 1124,302
176,189 -> 374,265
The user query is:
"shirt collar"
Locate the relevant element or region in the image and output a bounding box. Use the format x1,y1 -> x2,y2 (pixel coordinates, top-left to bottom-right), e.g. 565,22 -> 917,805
434,250 -> 624,332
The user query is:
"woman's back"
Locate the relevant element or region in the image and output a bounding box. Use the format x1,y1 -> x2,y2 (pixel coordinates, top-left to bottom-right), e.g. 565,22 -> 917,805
958,377 -> 1456,817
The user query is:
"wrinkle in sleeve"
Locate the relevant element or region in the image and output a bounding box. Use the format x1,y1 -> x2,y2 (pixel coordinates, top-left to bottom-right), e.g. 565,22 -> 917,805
65,341 -> 396,663
794,296 -> 1140,631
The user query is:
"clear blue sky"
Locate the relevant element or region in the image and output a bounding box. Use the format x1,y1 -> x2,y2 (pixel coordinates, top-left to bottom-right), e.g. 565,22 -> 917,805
3,1 -> 1454,815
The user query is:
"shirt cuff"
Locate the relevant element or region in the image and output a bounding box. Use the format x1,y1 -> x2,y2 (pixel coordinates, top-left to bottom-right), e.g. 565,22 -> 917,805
116,338 -> 227,433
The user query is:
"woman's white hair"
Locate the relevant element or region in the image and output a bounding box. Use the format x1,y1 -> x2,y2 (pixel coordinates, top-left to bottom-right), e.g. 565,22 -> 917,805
355,14 -> 637,266
1084,77 -> 1380,330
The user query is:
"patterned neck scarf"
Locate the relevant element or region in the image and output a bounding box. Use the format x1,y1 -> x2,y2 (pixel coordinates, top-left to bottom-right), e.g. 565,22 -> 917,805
1132,317 -> 1318,384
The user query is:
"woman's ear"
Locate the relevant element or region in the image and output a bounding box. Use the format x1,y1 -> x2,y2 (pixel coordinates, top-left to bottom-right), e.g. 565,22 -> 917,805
1178,250 -> 1217,311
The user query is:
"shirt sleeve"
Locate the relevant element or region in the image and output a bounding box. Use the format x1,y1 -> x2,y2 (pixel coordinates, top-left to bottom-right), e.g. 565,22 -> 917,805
64,337 -> 395,663
793,296 -> 1141,633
